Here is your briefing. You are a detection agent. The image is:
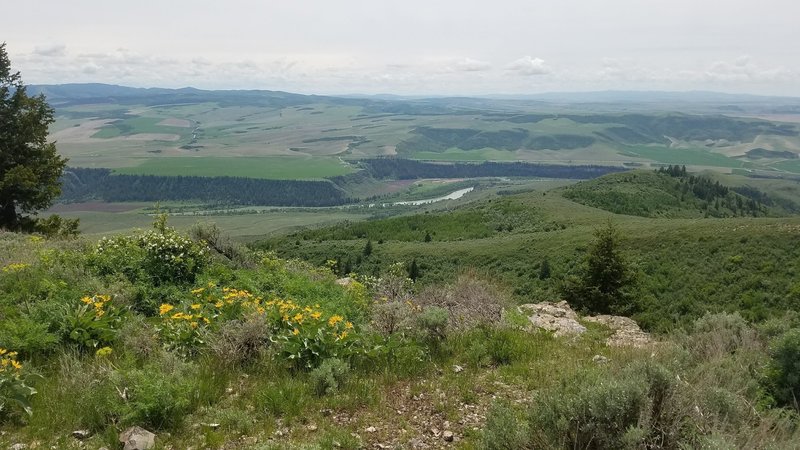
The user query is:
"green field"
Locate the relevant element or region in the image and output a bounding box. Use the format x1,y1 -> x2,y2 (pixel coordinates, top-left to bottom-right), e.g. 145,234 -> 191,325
47,86 -> 800,178
114,156 -> 353,179
622,145 -> 750,168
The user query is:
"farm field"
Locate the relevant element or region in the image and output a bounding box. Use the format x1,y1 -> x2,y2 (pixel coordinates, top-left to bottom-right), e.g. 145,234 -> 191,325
40,84 -> 800,178
114,156 -> 353,179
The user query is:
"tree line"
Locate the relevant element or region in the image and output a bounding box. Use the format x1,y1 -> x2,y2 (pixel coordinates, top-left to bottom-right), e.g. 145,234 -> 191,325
350,158 -> 627,180
59,168 -> 351,207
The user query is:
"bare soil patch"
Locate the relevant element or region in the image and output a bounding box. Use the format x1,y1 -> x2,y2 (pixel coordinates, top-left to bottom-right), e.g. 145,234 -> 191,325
122,133 -> 181,141
50,119 -> 114,143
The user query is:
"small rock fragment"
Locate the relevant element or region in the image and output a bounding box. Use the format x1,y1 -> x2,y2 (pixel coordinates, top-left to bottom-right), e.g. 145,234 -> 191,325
366,426 -> 377,433
592,354 -> 610,364
119,426 -> 156,450
452,365 -> 464,373
72,430 -> 92,440
11,444 -> 28,450
443,430 -> 455,442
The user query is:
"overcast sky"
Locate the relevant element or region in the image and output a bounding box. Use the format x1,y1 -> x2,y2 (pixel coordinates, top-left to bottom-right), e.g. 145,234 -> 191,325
4,0 -> 799,96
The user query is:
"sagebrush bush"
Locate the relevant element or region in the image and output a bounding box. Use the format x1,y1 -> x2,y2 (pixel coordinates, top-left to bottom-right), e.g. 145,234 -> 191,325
310,357 -> 350,396
416,306 -> 449,342
482,401 -> 529,450
208,314 -> 270,366
417,270 -> 508,330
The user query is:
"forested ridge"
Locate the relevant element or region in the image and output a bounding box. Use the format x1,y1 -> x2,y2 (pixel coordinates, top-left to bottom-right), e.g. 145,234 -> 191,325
59,168 -> 351,206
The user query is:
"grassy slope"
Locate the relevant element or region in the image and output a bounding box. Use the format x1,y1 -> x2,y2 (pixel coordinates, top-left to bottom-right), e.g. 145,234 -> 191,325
260,177 -> 800,332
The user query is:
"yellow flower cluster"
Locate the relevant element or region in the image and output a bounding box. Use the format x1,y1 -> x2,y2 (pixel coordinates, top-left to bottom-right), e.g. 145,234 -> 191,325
81,294 -> 113,318
263,299 -> 353,340
1,263 -> 30,273
95,346 -> 113,358
0,348 -> 22,373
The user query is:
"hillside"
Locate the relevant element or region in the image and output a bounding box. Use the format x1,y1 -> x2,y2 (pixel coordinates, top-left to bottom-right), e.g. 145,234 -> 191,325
1,220 -> 799,449
561,168 -> 778,218
259,170 -> 800,332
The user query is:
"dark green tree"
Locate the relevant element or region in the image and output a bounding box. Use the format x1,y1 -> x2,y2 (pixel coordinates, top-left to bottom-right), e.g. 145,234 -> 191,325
538,257 -> 551,280
561,223 -> 637,315
424,231 -> 432,242
363,239 -> 373,257
0,43 -> 67,230
408,258 -> 420,281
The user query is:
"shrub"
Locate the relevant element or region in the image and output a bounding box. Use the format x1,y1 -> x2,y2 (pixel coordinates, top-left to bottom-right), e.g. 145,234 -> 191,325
766,328 -> 800,410
0,318 -> 59,357
208,314 -> 270,366
417,270 -> 508,330
687,312 -> 759,359
310,358 -> 350,396
528,371 -> 648,449
482,401 -> 530,449
91,218 -> 210,285
369,300 -> 416,337
416,306 -> 449,342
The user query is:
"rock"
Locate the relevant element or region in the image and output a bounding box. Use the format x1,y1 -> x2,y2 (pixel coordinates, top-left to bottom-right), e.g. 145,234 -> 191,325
119,426 -> 156,450
366,426 -> 377,433
307,424 -> 318,432
452,365 -> 464,373
335,277 -> 354,286
592,354 -> 610,364
430,427 -> 440,437
584,315 -> 652,347
72,429 -> 92,440
443,430 -> 455,442
517,301 -> 587,336
10,444 -> 27,450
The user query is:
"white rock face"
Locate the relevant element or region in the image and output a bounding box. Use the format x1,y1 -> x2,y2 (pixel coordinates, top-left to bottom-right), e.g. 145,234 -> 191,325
517,301 -> 651,347
517,301 -> 587,336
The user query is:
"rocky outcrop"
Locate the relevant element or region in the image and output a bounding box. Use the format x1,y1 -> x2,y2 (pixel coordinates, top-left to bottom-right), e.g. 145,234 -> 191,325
517,301 -> 651,347
584,315 -> 651,347
517,301 -> 587,336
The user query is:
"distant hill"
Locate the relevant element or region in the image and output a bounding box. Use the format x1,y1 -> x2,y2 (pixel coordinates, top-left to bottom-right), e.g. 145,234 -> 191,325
561,169 -> 774,218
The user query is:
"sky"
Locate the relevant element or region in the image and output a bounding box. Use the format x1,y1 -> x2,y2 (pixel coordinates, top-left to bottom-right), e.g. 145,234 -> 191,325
4,0 -> 800,96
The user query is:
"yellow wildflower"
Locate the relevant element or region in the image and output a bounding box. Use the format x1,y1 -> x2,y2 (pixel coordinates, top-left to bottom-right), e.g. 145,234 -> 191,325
345,321 -> 353,329
190,321 -> 199,329
338,331 -> 348,340
11,360 -> 22,370
95,347 -> 113,358
293,313 -> 304,323
328,315 -> 344,327
81,296 -> 93,304
292,328 -> 300,336
215,301 -> 224,308
191,304 -> 201,310
191,287 -> 205,295
159,304 -> 175,315
310,311 -> 322,320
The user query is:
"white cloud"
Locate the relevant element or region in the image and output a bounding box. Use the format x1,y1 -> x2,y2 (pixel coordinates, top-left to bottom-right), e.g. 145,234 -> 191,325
449,57 -> 491,72
506,56 -> 550,76
33,44 -> 67,57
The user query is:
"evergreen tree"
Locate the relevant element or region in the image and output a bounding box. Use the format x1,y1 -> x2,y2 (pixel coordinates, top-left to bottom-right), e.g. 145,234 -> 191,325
408,258 -> 420,281
561,223 -> 637,315
0,43 -> 67,230
363,239 -> 373,257
424,231 -> 432,242
538,258 -> 551,280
